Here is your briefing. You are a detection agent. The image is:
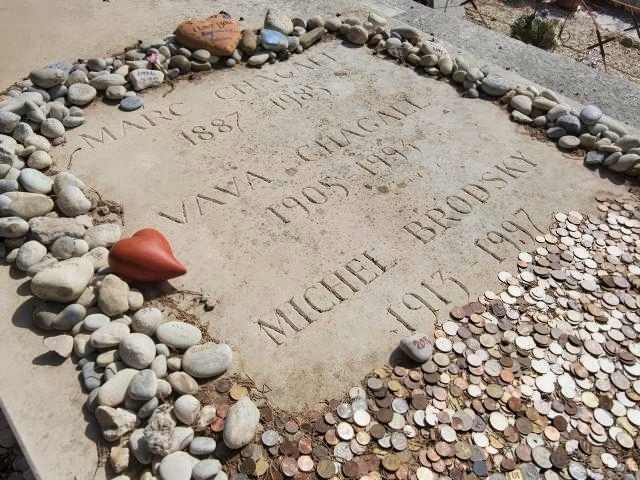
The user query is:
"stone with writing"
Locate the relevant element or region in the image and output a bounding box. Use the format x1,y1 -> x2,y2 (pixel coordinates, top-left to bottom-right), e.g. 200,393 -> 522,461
174,14 -> 241,57
399,333 -> 433,363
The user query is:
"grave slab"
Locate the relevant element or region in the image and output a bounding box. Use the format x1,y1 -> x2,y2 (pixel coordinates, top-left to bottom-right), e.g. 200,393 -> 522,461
0,1 -> 637,480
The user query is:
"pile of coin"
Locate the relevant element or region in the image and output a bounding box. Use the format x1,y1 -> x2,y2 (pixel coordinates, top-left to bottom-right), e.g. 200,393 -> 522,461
204,192 -> 640,480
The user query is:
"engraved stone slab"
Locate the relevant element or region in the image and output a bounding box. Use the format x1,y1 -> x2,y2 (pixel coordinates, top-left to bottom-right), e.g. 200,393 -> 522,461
55,40 -> 627,410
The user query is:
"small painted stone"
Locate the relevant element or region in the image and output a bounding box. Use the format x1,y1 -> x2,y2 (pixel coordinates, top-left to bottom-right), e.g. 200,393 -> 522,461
400,334 -> 434,363
261,29 -> 289,51
109,228 -> 187,282
175,14 -> 242,57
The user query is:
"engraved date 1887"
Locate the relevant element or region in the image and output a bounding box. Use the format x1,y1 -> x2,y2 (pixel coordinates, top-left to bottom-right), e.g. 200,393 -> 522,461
179,111 -> 243,147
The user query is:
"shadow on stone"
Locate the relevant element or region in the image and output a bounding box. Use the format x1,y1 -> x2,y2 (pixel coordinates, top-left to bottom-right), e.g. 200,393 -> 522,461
11,296 -> 38,331
16,279 -> 32,297
388,345 -> 416,369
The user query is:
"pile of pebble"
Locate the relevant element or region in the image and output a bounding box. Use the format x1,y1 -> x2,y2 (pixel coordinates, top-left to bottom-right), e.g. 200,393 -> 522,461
0,7 -> 639,480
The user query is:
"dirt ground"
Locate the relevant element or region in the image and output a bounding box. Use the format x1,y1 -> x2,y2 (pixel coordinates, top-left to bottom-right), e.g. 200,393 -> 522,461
464,0 -> 640,86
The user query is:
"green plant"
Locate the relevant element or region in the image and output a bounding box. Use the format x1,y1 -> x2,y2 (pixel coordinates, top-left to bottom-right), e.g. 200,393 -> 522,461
510,12 -> 560,50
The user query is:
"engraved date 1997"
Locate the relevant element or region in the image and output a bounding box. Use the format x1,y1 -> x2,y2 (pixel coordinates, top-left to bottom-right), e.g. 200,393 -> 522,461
179,111 -> 243,147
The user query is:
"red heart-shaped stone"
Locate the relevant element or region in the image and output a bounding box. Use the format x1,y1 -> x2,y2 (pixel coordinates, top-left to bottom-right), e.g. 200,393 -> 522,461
108,228 -> 187,282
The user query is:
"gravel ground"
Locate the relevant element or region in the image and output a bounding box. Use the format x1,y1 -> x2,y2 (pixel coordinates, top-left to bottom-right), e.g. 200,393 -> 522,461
465,0 -> 640,86
0,411 -> 33,480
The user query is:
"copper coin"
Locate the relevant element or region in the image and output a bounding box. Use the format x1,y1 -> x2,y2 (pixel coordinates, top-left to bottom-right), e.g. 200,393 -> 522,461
316,459 -> 336,479
215,378 -> 232,393
376,408 -> 394,424
239,458 -> 257,475
210,417 -> 225,433
343,461 -> 359,478
281,440 -> 299,457
216,403 -> 230,418
281,457 -> 299,477
298,436 -> 313,455
370,423 -> 386,439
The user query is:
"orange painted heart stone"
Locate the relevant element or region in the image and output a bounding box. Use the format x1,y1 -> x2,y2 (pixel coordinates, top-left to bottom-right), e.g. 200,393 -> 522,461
109,228 -> 187,283
175,14 -> 242,57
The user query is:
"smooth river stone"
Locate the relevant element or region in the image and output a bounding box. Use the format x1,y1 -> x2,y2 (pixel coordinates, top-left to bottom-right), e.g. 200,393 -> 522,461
182,343 -> 232,378
174,395 -> 201,425
98,274 -> 130,317
118,333 -> 156,369
128,369 -> 158,401
156,322 -> 202,350
30,257 -> 94,302
132,307 -> 163,336
98,368 -> 138,407
91,322 -> 130,348
159,451 -> 198,480
223,396 -> 260,449
0,191 -> 54,219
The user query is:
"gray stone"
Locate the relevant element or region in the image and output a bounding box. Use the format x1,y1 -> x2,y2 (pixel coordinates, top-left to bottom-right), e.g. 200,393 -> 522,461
119,333 -> 156,369
194,405 -> 217,432
223,396 -> 260,449
128,369 -> 158,401
95,406 -> 137,442
128,289 -> 144,311
182,342 -> 232,379
558,135 -> 580,150
174,395 -> 201,425
16,240 -> 47,271
46,102 -> 70,121
346,25 -> 368,46
579,133 -> 598,150
479,76 -> 510,97
0,191 -> 54,219
43,334 -> 74,358
90,73 -> 127,91
325,17 -> 342,32
0,216 -> 28,238
546,105 -> 571,122
247,53 -> 270,67
132,307 -> 163,336
99,274 -> 130,317
110,446 -> 129,474
55,185 -> 91,217
546,127 -> 566,140
616,135 -> 640,153
584,151 -> 605,167
128,69 -> 164,92
53,171 -> 87,195
19,168 -> 53,194
580,104 -> 602,125
0,111 -> 20,134
29,216 -> 84,245
62,115 -> 85,128
98,368 -> 138,407
51,303 -> 86,331
26,150 -> 52,170
87,58 -> 108,71
556,114 -> 582,135
167,356 -> 182,371
0,179 -> 19,193
50,236 -> 89,260
31,257 -> 94,302
156,321 -> 202,350
511,111 -> 532,124
609,153 -> 640,172
167,372 -> 199,395
84,246 -> 109,271
75,333 -> 93,358
30,68 -> 67,89
169,426 -> 195,454
151,354 -> 168,378
91,322 -> 130,349
189,437 -> 217,456
532,96 -> 556,112
82,361 -> 102,390
105,85 -> 128,101
119,96 -> 144,112
159,451 -> 197,480
510,95 -> 532,115
138,397 -> 159,419
264,9 -> 294,35
67,83 -> 97,106
144,405 -> 176,456
169,55 -> 191,74
129,428 -> 152,465
299,27 -> 325,49
192,459 -> 222,480
39,118 -> 65,139
603,151 -> 622,167
400,334 -> 433,363
23,133 -> 51,152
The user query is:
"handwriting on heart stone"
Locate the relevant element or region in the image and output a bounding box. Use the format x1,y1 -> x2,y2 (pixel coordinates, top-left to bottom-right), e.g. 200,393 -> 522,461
175,14 -> 242,57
